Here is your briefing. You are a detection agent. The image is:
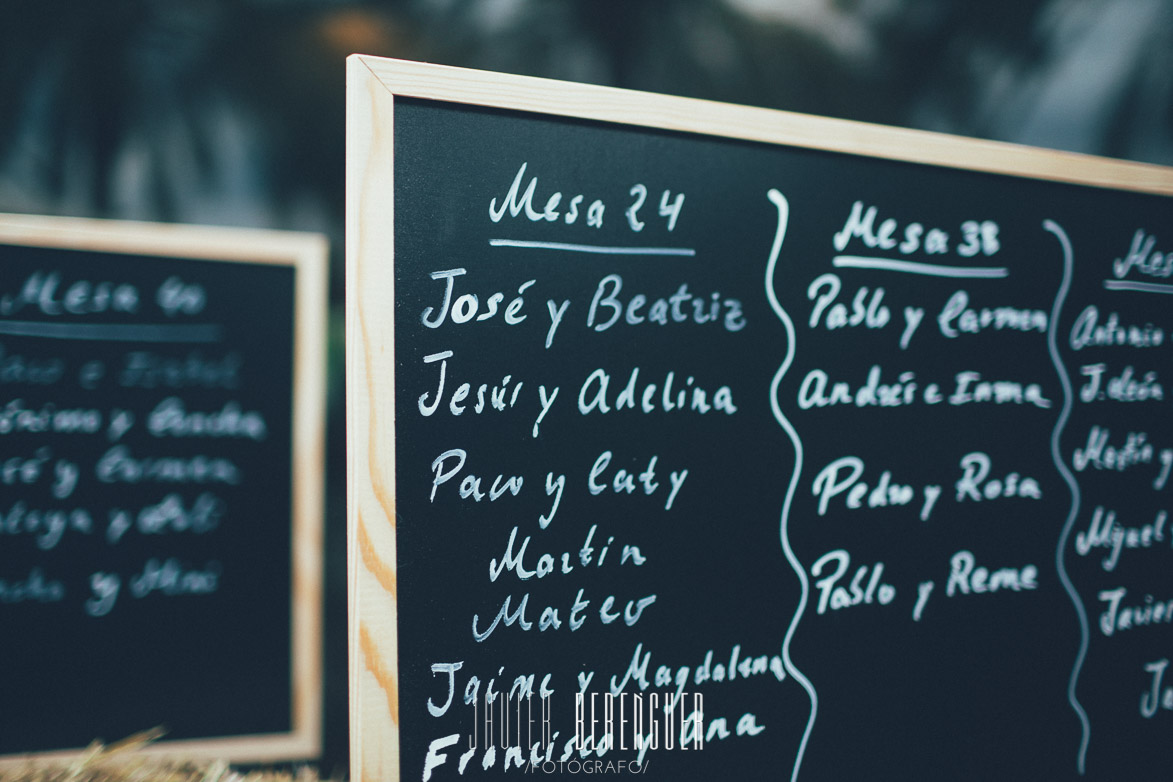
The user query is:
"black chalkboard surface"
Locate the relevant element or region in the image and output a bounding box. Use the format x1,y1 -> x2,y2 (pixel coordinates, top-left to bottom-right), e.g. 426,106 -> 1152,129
0,215 -> 325,763
347,57 -> 1173,781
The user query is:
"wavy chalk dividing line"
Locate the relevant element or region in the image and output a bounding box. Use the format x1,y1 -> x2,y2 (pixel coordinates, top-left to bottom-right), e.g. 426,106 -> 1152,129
0,321 -> 223,342
764,188 -> 818,782
832,255 -> 1009,278
1044,219 -> 1091,775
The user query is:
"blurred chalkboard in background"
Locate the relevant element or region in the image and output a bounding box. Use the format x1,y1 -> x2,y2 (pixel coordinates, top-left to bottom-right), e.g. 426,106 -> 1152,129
0,214 -> 326,764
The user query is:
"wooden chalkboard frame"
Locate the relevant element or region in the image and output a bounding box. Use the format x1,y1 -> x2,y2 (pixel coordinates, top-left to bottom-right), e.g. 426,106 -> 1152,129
345,55 -> 1173,782
0,213 -> 327,765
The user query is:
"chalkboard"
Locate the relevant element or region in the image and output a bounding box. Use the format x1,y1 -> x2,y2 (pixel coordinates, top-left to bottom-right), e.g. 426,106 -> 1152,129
346,57 -> 1173,781
0,214 -> 326,763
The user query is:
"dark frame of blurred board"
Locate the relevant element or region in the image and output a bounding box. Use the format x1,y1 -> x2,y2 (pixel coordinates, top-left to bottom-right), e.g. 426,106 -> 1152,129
0,213 -> 327,765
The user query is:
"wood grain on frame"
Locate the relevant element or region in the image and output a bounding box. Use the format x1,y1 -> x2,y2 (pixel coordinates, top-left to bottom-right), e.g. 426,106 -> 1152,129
347,56 -> 402,781
355,56 -> 1173,197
